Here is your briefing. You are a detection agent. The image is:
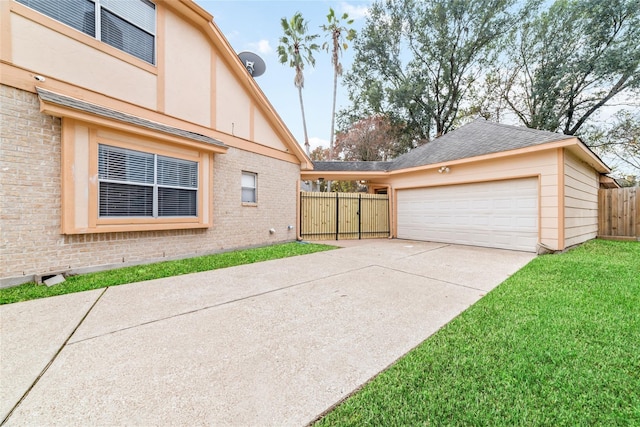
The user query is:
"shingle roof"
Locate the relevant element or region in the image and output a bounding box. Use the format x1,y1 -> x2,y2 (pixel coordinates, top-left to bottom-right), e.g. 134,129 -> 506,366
312,118 -> 574,172
36,88 -> 227,149
312,161 -> 391,172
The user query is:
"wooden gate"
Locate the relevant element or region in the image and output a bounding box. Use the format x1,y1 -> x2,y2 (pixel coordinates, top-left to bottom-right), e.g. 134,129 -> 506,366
598,187 -> 640,240
300,192 -> 390,240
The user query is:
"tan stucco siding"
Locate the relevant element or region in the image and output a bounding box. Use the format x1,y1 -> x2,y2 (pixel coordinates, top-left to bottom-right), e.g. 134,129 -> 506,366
9,12 -> 157,109
378,150 -> 561,249
253,107 -> 289,151
215,57 -> 250,139
163,10 -> 211,126
564,149 -> 599,247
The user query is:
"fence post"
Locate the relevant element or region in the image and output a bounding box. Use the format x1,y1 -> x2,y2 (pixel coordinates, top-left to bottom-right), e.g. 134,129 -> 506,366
335,192 -> 339,241
358,194 -> 362,240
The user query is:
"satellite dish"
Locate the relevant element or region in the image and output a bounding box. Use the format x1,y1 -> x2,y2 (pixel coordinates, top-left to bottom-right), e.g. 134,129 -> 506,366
238,51 -> 266,78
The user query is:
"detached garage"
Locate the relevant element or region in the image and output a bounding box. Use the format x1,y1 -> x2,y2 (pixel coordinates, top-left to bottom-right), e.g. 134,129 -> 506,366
303,118 -> 612,253
397,178 -> 538,252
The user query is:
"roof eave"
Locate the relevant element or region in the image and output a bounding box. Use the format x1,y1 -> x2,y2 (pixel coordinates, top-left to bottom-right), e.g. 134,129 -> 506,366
301,170 -> 389,181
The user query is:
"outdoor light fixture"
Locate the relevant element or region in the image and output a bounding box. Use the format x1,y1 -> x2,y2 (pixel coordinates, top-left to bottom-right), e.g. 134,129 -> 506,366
438,166 -> 450,174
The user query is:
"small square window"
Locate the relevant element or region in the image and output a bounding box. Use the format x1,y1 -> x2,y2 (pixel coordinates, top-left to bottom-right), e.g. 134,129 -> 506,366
241,172 -> 257,204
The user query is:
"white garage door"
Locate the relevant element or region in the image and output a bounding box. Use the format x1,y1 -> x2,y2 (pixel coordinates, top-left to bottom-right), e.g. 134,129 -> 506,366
397,178 -> 538,252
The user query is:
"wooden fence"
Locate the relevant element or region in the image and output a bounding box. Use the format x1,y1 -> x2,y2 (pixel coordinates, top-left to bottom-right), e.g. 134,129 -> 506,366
300,192 -> 390,240
598,187 -> 639,240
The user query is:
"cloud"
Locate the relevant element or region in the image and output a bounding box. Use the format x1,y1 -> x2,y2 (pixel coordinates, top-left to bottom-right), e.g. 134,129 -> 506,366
340,2 -> 370,20
248,39 -> 273,55
309,137 -> 328,151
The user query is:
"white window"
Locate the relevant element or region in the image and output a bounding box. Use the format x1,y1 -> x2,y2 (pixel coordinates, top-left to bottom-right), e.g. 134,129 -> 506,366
98,144 -> 197,217
17,0 -> 156,64
241,172 -> 257,204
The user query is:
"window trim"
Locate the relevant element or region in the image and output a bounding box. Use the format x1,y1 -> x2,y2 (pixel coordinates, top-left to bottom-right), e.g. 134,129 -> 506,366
241,171 -> 257,205
11,0 -> 158,73
58,122 -> 213,234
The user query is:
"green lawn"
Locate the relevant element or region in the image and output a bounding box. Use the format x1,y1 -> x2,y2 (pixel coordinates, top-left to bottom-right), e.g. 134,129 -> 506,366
316,239 -> 640,426
0,242 -> 336,305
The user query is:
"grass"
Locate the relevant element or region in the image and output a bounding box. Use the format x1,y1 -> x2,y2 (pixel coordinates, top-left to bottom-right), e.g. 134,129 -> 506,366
0,242 -> 336,305
316,239 -> 640,426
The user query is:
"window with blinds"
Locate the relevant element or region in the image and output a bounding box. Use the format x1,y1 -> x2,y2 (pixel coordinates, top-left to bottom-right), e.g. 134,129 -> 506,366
17,0 -> 156,64
241,172 -> 257,203
98,144 -> 197,217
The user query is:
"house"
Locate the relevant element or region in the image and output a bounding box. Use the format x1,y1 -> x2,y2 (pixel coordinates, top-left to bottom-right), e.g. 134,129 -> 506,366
0,0 -> 312,287
302,118 -> 611,253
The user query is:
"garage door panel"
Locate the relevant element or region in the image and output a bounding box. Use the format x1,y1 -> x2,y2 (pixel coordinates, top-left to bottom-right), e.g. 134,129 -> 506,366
397,178 -> 538,252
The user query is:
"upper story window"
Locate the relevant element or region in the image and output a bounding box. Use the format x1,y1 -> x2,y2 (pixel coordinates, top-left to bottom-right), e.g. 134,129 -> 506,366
16,0 -> 156,64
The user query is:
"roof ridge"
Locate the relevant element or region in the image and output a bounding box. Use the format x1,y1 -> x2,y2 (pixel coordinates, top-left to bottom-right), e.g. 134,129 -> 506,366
473,119 -> 573,139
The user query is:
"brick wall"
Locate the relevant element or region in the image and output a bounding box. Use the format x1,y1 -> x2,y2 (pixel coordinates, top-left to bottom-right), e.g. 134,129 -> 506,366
0,85 -> 299,286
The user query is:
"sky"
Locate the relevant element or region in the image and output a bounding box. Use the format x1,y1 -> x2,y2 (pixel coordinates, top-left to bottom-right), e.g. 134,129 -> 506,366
195,0 -> 635,176
196,0 -> 372,153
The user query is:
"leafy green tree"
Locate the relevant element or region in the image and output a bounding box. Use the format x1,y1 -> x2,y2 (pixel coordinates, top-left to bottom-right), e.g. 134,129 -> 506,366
341,0 -> 527,147
581,110 -> 640,175
321,8 -> 356,162
277,12 -> 320,154
501,0 -> 640,135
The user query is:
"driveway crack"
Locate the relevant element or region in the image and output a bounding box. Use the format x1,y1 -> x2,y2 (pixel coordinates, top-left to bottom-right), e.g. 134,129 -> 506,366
68,265 -> 376,345
371,264 -> 487,292
1,287 -> 108,426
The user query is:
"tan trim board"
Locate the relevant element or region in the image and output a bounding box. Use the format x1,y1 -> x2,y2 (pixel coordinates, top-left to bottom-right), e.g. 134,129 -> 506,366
301,170 -> 389,181
88,128 -> 99,229
1,1 -> 12,63
296,179 -> 301,240
210,49 -> 217,128
537,174 -> 542,246
72,222 -> 210,234
392,187 -> 398,238
209,153 -> 215,226
557,148 -> 565,250
61,119 -> 76,233
391,173 -> 542,191
156,4 -> 166,113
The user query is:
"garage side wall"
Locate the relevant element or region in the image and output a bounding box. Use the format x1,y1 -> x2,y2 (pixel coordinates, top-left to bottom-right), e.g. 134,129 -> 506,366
0,85 -> 298,286
563,150 -> 599,247
380,150 -> 562,250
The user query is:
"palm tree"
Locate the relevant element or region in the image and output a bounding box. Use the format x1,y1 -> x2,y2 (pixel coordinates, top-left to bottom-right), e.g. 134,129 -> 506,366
321,8 -> 356,162
277,12 -> 320,155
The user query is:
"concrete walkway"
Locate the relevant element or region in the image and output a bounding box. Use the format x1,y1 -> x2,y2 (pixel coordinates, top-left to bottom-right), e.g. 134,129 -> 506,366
0,240 -> 535,426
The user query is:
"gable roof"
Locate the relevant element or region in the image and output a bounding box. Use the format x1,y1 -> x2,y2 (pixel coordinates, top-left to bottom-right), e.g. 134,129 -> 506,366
389,118 -> 574,170
313,118 -> 597,173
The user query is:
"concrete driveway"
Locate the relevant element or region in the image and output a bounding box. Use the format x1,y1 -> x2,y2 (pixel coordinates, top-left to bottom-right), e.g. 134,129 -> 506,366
1,240 -> 535,426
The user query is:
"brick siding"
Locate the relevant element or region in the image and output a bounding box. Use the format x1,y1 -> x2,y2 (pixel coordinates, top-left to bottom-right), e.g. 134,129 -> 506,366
0,85 -> 299,286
